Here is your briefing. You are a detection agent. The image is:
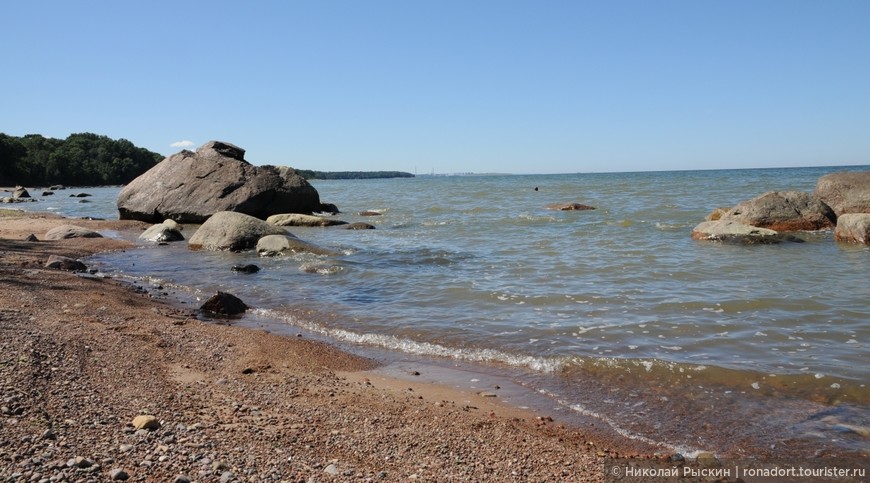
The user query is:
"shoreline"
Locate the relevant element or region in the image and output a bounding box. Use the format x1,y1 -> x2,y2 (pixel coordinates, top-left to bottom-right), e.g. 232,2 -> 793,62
0,209 -> 643,481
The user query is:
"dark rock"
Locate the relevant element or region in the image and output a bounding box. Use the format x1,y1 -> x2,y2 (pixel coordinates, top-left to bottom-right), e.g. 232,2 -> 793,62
117,140 -> 322,223
834,213 -> 870,244
545,202 -> 596,211
188,211 -> 289,251
346,222 -> 376,230
70,192 -> 92,198
719,191 -> 835,231
49,185 -> 65,190
45,255 -> 88,271
41,191 -> 54,196
231,264 -> 260,273
814,171 -> 870,216
318,202 -> 341,214
44,225 -> 103,240
24,234 -> 38,242
200,291 -> 248,316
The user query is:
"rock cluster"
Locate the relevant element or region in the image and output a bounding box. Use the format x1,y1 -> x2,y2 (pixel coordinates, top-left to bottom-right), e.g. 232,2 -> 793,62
693,170 -> 870,245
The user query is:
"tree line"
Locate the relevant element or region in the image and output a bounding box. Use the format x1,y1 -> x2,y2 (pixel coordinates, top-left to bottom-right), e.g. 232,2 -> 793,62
0,132 -> 163,186
296,170 -> 414,180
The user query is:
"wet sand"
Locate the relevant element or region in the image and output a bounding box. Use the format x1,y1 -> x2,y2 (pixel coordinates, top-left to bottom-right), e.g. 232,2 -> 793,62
0,209 -> 649,481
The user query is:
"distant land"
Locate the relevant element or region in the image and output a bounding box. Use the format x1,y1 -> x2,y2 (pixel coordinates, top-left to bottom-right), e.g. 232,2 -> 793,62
296,170 -> 414,180
0,132 -> 162,186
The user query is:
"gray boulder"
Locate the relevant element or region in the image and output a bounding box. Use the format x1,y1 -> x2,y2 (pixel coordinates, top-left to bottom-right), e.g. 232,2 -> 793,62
267,213 -> 348,227
44,225 -> 103,240
814,171 -> 870,216
691,220 -> 792,244
834,213 -> 870,244
139,221 -> 185,243
189,211 -> 289,251
719,191 -> 835,232
256,234 -> 336,256
117,141 -> 322,223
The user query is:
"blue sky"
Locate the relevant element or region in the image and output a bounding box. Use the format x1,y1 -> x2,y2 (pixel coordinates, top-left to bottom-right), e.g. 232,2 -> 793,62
2,1 -> 869,174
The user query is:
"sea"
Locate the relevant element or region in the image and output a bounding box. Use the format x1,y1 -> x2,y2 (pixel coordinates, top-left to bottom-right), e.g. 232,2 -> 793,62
18,166 -> 870,458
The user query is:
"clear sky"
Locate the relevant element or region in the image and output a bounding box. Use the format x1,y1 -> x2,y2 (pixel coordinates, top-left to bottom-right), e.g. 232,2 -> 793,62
2,1 -> 869,174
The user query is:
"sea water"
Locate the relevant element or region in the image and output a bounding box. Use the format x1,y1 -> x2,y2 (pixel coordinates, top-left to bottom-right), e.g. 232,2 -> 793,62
22,166 -> 869,456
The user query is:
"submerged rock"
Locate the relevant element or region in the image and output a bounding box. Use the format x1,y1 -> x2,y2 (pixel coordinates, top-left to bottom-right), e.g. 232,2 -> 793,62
545,202 -> 596,211
200,291 -> 248,316
267,213 -> 348,227
256,234 -> 335,256
346,222 -> 376,230
231,264 -> 261,273
118,140 -> 322,223
691,220 -> 794,244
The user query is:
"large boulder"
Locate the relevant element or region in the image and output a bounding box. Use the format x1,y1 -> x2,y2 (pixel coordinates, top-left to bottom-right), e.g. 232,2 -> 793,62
691,220 -> 793,244
718,191 -> 835,232
267,213 -> 348,227
834,213 -> 870,244
117,141 -> 323,223
44,225 -> 103,240
256,234 -> 336,256
188,211 -> 289,251
814,171 -> 870,216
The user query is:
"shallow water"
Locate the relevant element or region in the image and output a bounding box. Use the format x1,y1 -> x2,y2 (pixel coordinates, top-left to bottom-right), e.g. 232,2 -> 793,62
25,166 -> 869,456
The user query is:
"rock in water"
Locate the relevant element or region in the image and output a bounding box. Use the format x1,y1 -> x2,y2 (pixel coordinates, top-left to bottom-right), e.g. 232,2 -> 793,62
188,211 -> 289,251
139,221 -> 185,242
544,202 -> 596,211
834,213 -> 870,244
117,140 -> 322,223
231,264 -> 261,273
719,191 -> 835,231
691,220 -> 789,244
815,171 -> 870,216
200,291 -> 248,316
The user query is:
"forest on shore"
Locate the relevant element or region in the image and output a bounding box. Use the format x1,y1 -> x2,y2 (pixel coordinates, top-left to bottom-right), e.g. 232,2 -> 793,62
0,133 -> 162,186
0,132 -> 416,187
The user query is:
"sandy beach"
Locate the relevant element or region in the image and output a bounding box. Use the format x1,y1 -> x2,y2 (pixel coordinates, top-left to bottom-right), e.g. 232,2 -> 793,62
0,209 -> 651,482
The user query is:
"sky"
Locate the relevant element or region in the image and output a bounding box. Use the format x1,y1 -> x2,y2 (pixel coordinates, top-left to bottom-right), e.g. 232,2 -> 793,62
1,1 -> 869,174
